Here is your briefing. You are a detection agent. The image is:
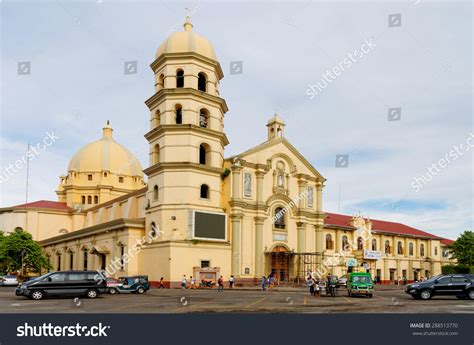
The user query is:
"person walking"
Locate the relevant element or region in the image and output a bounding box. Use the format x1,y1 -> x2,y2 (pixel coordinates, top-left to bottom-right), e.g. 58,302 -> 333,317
158,277 -> 165,289
190,276 -> 195,289
314,278 -> 320,298
306,274 -> 315,296
217,275 -> 224,292
403,276 -> 407,285
229,275 -> 234,289
269,274 -> 275,290
181,275 -> 187,290
261,276 -> 267,291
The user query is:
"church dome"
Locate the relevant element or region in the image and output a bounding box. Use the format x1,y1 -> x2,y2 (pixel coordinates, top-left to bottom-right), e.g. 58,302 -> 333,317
67,122 -> 143,177
156,17 -> 217,61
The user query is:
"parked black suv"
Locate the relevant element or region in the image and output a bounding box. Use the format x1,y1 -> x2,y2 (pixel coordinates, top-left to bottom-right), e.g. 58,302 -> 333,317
15,270 -> 108,300
405,274 -> 474,300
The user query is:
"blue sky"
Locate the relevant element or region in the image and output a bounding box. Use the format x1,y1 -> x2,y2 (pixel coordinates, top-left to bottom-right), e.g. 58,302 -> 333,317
0,0 -> 472,240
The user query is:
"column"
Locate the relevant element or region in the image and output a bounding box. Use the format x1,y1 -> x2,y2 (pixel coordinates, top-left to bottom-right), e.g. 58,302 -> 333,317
231,165 -> 243,200
254,217 -> 265,277
297,222 -> 306,253
256,171 -> 265,204
315,224 -> 324,269
316,182 -> 323,212
297,179 -> 307,209
231,214 -> 242,276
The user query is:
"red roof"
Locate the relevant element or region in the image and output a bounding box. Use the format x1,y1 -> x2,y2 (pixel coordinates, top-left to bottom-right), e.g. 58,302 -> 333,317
13,200 -> 71,212
324,212 -> 441,239
440,238 -> 454,246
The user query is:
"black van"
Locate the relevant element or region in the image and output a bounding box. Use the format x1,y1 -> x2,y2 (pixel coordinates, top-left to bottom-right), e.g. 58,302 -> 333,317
15,270 -> 108,300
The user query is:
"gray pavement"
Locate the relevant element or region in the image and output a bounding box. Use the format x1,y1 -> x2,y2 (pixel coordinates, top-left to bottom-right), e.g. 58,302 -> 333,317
1,286 -> 473,314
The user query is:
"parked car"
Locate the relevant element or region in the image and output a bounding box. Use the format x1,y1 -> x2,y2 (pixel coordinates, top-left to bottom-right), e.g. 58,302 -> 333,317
115,276 -> 150,294
347,272 -> 374,297
15,270 -> 108,300
338,275 -> 348,288
1,275 -> 19,286
405,274 -> 474,300
106,277 -> 123,294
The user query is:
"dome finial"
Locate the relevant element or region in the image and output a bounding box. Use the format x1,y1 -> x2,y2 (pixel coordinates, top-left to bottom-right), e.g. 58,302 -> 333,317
103,120 -> 113,138
183,12 -> 193,32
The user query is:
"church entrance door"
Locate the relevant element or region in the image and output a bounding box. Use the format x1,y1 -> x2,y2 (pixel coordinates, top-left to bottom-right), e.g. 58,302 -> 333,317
270,246 -> 292,283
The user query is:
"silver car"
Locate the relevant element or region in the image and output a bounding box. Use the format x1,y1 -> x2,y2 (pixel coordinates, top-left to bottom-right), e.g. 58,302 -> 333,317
1,275 -> 19,286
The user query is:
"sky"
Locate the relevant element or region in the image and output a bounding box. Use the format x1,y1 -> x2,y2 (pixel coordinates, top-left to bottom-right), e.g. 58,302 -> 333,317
0,0 -> 472,240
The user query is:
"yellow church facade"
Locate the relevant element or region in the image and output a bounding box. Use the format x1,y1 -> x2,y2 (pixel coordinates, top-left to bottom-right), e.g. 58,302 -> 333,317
0,18 -> 455,286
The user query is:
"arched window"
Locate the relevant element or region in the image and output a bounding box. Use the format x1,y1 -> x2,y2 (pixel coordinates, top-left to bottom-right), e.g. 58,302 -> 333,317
176,69 -> 184,88
154,110 -> 161,127
119,244 -> 125,270
397,241 -> 403,255
175,105 -> 183,124
158,74 -> 164,89
434,246 -> 438,256
385,240 -> 391,254
83,250 -> 88,270
94,196 -> 98,204
409,242 -> 414,256
371,239 -> 377,251
153,144 -> 160,164
200,184 -> 209,199
69,251 -> 74,270
198,72 -> 207,92
420,244 -> 425,257
274,207 -> 285,229
199,143 -> 210,165
342,236 -> 349,250
326,234 -> 333,250
57,253 -> 62,271
81,195 -> 86,204
153,185 -> 159,200
357,237 -> 363,250
87,196 -> 92,204
150,222 -> 157,237
199,108 -> 209,128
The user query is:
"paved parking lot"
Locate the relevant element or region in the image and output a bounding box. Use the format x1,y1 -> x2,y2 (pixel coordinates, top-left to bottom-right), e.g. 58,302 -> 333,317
1,286 -> 473,313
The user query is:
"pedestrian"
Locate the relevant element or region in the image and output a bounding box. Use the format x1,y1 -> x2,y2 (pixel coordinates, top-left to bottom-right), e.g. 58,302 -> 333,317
314,278 -> 320,298
306,274 -> 315,296
261,276 -> 267,291
217,275 -> 224,292
159,276 -> 165,289
190,276 -> 195,289
397,276 -> 400,287
269,274 -> 275,290
403,276 -> 407,285
181,274 -> 187,290
229,275 -> 234,289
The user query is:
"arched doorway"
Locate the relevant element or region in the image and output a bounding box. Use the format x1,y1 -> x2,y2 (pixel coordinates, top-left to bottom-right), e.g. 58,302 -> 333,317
270,245 -> 292,283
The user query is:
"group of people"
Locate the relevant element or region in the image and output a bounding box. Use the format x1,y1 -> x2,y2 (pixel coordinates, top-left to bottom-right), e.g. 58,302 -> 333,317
261,273 -> 276,291
179,274 -> 235,291
306,274 -> 321,297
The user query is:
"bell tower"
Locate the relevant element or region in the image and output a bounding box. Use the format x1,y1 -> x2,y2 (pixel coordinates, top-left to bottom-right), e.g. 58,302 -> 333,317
143,17 -> 229,249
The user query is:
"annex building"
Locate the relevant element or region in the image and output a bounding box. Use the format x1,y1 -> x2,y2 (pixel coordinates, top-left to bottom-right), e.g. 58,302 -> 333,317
0,18 -> 455,286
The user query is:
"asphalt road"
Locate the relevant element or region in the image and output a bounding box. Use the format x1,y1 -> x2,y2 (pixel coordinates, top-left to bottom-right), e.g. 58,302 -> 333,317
0,286 -> 473,313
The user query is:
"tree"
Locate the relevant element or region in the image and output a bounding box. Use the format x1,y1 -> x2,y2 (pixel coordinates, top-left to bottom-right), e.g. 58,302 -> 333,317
0,229 -> 51,275
448,230 -> 474,268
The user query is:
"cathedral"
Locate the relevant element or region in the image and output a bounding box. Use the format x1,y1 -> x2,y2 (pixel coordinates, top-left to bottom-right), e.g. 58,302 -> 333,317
0,18 -> 454,286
